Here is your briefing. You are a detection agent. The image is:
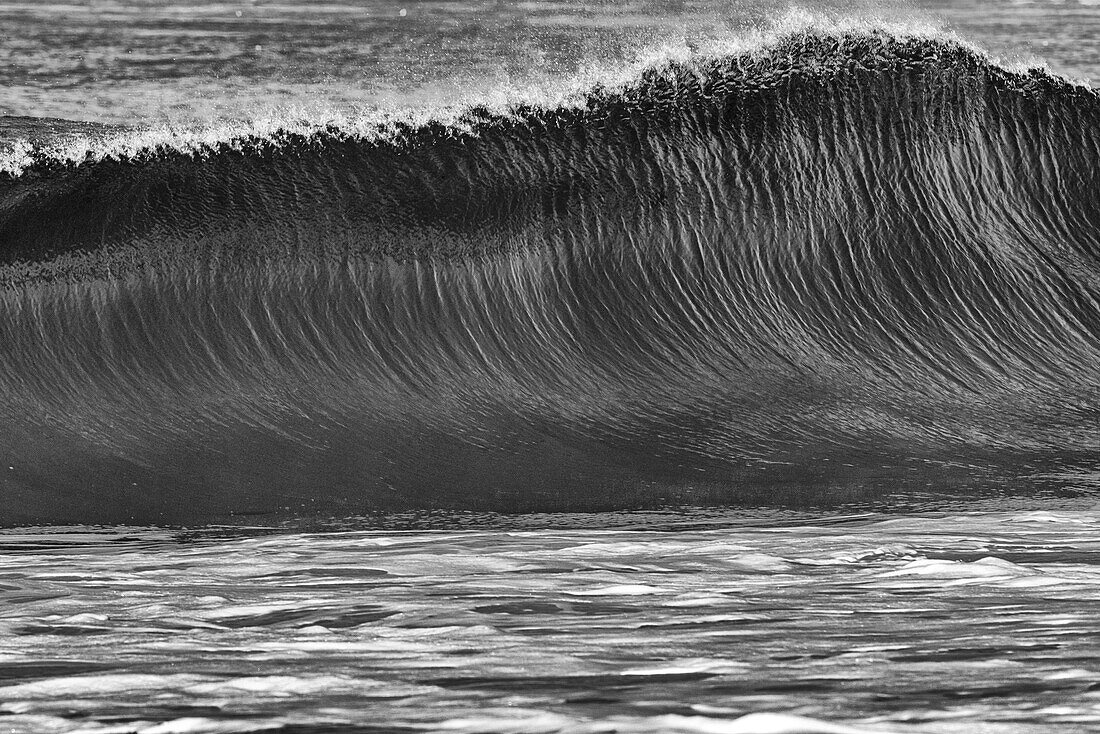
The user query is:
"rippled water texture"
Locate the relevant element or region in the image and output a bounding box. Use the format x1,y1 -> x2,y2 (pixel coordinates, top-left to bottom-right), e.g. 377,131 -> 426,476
3,0 -> 1100,123
3,510 -> 1100,733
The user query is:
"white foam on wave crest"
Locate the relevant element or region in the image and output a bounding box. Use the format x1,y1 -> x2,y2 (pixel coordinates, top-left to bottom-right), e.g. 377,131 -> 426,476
0,9 -> 1040,180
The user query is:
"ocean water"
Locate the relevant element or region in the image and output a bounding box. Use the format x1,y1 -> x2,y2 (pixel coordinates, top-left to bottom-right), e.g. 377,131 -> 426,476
3,0 -> 1100,731
5,508 -> 1100,733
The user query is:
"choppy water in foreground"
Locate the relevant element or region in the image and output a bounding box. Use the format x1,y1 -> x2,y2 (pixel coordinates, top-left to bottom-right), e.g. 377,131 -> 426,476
4,507 -> 1100,733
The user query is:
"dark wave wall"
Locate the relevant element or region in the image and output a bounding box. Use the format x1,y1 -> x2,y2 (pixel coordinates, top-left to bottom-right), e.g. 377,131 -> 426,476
2,31 -> 1100,524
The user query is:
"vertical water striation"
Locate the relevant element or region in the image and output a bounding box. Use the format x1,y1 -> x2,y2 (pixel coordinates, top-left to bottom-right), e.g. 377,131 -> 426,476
2,31 -> 1100,523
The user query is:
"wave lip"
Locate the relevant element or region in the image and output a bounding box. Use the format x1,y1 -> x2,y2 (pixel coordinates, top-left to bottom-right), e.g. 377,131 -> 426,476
0,12 -> 1082,178
2,22 -> 1100,524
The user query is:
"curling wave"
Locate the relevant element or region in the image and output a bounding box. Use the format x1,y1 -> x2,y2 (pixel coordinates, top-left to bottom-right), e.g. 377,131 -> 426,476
2,26 -> 1100,524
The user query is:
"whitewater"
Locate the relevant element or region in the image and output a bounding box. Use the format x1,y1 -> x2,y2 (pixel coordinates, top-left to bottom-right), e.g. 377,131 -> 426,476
4,509 -> 1100,734
2,1 -> 1100,732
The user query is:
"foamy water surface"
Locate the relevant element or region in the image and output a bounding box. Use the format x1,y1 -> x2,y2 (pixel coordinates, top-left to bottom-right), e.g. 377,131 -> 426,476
3,508 -> 1100,733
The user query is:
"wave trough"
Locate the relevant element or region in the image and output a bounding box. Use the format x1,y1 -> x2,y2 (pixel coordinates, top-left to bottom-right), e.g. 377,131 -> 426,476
2,27 -> 1100,525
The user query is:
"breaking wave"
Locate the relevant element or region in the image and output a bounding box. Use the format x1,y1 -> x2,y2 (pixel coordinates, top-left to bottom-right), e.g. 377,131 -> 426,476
2,22 -> 1100,524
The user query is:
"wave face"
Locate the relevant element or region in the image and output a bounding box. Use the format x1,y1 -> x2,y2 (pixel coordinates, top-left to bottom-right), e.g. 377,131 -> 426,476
2,29 -> 1100,524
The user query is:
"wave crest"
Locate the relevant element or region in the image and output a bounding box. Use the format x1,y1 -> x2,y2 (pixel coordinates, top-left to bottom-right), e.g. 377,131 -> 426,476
2,19 -> 1099,523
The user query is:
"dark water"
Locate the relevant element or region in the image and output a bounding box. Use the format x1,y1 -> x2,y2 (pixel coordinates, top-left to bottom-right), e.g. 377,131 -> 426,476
2,1 -> 1100,732
3,19 -> 1100,524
